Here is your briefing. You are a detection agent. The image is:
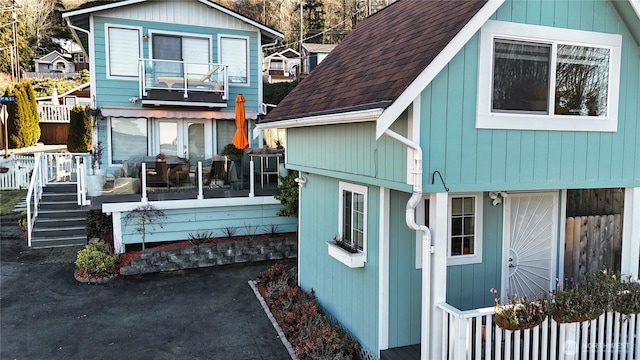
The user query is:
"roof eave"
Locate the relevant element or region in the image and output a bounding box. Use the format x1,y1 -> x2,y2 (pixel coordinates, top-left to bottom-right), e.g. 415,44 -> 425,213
253,108 -> 384,138
63,0 -> 283,40
375,0 -> 505,139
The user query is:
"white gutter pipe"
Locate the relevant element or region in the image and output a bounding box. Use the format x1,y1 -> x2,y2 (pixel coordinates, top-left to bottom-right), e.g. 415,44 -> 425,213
382,128 -> 432,358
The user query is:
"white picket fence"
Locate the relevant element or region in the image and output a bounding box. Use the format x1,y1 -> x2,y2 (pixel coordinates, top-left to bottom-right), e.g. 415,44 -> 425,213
437,302 -> 639,360
0,154 -> 35,189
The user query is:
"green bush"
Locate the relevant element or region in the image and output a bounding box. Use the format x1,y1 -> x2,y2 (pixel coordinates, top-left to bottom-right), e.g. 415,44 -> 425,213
75,242 -> 117,276
5,81 -> 40,148
67,104 -> 92,153
221,143 -> 243,161
18,210 -> 28,230
274,172 -> 298,217
86,210 -> 112,240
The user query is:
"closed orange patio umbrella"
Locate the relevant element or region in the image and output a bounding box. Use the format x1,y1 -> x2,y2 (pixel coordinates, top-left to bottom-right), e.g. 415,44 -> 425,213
232,94 -> 249,150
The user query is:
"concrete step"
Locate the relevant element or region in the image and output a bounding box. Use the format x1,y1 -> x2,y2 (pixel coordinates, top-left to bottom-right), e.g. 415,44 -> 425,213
39,201 -> 82,211
36,217 -> 86,229
30,234 -> 87,249
37,209 -> 87,219
41,192 -> 78,202
32,226 -> 86,239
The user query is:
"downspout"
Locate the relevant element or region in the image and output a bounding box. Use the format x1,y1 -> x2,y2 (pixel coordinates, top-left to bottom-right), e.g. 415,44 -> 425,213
382,128 -> 432,358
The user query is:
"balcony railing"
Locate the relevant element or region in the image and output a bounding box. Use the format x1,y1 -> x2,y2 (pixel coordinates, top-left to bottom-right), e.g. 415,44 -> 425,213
139,59 -> 228,107
38,103 -> 73,123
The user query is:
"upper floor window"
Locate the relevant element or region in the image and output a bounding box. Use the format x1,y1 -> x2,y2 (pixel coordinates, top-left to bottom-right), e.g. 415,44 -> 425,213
151,33 -> 210,78
477,21 -> 621,132
106,25 -> 141,78
339,182 -> 367,253
220,36 -> 248,84
448,193 -> 483,266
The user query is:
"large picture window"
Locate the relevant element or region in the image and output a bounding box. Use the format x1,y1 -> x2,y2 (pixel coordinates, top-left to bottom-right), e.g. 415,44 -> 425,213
110,118 -> 148,164
106,26 -> 141,78
477,21 -> 621,132
220,36 -> 248,84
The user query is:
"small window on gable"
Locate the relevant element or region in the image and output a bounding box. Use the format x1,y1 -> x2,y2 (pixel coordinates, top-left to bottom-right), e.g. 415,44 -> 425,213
448,193 -> 483,266
106,25 -> 141,78
477,20 -> 621,132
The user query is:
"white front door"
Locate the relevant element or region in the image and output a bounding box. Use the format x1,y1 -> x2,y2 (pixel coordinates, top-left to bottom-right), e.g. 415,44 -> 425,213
501,192 -> 558,300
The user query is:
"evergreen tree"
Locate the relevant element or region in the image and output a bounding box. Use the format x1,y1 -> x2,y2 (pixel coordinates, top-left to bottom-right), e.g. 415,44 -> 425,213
23,81 -> 41,144
66,104 -> 91,153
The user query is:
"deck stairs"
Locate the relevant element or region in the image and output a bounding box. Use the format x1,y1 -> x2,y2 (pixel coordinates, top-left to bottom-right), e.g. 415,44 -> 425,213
31,183 -> 87,248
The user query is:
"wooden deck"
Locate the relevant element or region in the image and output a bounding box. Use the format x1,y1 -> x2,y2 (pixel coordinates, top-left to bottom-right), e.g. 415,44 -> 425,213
380,344 -> 420,360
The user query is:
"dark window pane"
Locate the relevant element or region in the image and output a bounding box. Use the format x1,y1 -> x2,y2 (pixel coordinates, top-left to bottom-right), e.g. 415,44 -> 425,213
492,40 -> 550,113
451,217 -> 463,236
555,45 -> 609,116
451,237 -> 462,256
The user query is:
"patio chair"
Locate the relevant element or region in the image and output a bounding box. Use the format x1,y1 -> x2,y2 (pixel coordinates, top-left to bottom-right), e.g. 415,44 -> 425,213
157,65 -> 221,90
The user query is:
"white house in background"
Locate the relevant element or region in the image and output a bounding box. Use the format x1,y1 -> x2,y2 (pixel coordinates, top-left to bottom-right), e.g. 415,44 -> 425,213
263,48 -> 300,83
33,50 -> 75,74
300,42 -> 336,74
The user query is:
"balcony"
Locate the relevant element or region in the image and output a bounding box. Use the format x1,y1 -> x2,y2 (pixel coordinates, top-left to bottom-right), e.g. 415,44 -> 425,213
139,59 -> 228,107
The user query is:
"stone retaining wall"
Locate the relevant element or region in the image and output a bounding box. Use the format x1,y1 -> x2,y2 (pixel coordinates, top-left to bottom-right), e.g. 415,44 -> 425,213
119,234 -> 297,275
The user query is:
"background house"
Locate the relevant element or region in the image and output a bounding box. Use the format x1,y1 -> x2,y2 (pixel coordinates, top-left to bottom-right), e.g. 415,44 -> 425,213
33,51 -> 75,76
259,0 -> 640,359
263,48 -> 300,83
300,42 -> 336,74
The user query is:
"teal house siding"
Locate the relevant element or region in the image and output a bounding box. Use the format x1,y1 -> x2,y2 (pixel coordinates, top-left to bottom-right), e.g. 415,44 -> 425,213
91,16 -> 261,113
286,118 -> 411,192
298,173 -> 380,356
446,192 -> 503,310
120,203 -> 296,244
387,190 -> 421,347
421,0 -> 640,194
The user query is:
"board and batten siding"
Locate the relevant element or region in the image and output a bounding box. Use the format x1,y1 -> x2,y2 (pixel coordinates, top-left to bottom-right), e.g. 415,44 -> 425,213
387,190 -> 421,348
297,173 -> 380,356
286,117 -> 411,192
91,16 -> 261,113
120,203 -> 296,244
446,192 -> 503,311
420,0 -> 640,194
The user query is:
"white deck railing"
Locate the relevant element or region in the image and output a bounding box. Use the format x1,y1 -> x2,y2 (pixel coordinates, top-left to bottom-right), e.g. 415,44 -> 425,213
0,154 -> 35,189
38,103 -> 72,123
436,302 -> 639,360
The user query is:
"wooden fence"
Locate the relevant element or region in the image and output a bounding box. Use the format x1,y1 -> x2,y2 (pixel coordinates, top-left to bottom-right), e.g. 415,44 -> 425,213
565,215 -> 623,282
0,155 -> 35,190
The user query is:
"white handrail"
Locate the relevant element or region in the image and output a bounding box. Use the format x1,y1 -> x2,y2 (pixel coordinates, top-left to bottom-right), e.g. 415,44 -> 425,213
25,153 -> 44,247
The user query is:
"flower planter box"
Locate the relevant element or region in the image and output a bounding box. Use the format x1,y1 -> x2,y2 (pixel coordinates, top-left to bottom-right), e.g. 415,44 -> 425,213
327,241 -> 365,268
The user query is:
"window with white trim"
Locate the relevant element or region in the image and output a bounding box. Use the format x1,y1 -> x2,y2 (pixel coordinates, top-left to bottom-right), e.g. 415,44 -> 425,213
339,182 -> 367,253
448,193 -> 483,266
109,117 -> 148,164
477,20 -> 622,132
219,36 -> 248,84
106,26 -> 141,78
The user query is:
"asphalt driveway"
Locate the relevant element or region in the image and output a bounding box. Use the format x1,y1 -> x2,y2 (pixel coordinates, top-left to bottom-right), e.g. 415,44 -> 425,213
1,213 -> 292,360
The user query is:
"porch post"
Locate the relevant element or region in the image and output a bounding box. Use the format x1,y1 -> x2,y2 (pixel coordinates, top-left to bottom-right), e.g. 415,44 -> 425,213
112,211 -> 124,254
426,192 -> 448,360
621,187 -> 640,279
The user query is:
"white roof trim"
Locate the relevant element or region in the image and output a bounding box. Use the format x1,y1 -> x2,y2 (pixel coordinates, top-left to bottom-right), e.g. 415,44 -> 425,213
632,0 -> 640,19
253,108 -> 383,138
100,106 -> 255,120
63,0 -> 283,39
375,0 -> 505,139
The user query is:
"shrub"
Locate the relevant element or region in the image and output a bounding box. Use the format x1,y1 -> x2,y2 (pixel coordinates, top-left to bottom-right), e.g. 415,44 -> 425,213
551,270 -> 617,323
6,82 -> 40,148
221,143 -> 243,161
86,210 -> 112,241
611,275 -> 640,315
18,210 -> 28,230
274,172 -> 298,217
67,104 -> 92,153
187,231 -> 214,246
75,242 -> 118,276
259,263 -> 361,359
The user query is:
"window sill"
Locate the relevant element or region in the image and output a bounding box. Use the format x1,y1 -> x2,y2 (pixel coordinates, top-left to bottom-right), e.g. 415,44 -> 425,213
327,241 -> 365,268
